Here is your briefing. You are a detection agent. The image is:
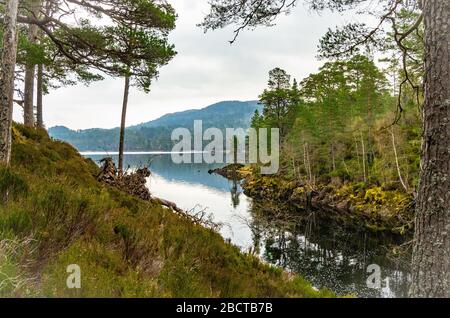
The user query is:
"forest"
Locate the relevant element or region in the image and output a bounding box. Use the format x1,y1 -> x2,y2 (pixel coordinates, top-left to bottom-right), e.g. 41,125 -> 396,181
0,0 -> 449,300
249,57 -> 420,223
48,101 -> 262,151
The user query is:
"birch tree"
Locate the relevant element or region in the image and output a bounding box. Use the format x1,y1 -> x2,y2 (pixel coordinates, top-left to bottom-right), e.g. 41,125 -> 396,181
0,0 -> 19,166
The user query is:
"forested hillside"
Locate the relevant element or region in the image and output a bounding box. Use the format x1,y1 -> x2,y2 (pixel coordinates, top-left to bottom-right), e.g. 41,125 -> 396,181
49,101 -> 262,151
275,56 -> 421,191
230,57 -> 420,234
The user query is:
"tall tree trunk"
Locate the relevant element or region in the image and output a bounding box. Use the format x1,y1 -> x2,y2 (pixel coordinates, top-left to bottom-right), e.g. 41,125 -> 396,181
331,144 -> 336,172
354,134 -> 362,176
0,0 -> 20,165
390,127 -> 408,192
292,155 -> 300,180
23,1 -> 41,127
36,64 -> 44,128
303,142 -> 312,184
366,87 -> 373,166
118,76 -> 131,176
360,132 -> 367,183
23,69 -> 36,127
410,0 -> 450,297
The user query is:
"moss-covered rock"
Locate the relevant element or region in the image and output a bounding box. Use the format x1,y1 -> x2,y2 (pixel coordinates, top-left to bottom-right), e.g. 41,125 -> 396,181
217,164 -> 415,236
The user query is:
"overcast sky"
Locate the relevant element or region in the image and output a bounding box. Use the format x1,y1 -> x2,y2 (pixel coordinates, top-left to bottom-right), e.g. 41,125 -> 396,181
14,0 -> 366,130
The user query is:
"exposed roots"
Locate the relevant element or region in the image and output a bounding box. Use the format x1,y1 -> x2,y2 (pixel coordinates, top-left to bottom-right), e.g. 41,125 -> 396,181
97,157 -> 221,231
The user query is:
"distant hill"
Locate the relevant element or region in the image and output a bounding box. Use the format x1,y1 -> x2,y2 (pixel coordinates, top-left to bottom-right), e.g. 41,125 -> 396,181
49,100 -> 262,151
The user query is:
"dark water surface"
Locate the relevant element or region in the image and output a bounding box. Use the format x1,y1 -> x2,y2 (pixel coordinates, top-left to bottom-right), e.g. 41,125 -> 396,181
84,152 -> 411,298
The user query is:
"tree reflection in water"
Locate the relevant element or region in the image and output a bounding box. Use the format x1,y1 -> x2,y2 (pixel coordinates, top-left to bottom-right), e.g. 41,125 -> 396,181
247,200 -> 411,298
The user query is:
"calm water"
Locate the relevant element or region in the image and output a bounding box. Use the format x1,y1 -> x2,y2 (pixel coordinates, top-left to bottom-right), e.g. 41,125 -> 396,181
84,152 -> 411,298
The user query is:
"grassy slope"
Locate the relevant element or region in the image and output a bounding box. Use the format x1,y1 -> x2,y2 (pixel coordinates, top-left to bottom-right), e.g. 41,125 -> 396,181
0,124 -> 332,298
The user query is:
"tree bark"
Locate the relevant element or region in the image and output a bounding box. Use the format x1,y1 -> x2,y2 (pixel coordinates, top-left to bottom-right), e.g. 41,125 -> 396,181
23,1 -> 41,127
0,0 -> 20,166
354,134 -> 362,176
303,142 -> 312,184
23,68 -> 36,127
390,127 -> 408,192
118,76 -> 131,175
410,0 -> 450,298
360,132 -> 367,183
331,144 -> 336,172
36,64 -> 44,128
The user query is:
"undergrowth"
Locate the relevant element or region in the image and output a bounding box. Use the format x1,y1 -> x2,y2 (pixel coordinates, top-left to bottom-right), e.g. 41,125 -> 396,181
0,124 -> 332,298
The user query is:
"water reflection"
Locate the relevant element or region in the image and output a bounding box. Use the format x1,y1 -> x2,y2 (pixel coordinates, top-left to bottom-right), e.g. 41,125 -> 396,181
248,202 -> 411,297
84,153 -> 411,298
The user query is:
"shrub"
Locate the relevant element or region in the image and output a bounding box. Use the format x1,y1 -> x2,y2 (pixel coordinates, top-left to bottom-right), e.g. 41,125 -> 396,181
0,167 -> 28,201
364,187 -> 386,204
0,207 -> 32,235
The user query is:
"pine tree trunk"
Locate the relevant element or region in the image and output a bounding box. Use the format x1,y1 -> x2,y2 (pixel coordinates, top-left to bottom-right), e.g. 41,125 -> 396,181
36,64 -> 44,128
410,0 -> 450,298
118,76 -> 131,175
23,67 -> 36,127
23,1 -> 41,127
0,0 -> 20,165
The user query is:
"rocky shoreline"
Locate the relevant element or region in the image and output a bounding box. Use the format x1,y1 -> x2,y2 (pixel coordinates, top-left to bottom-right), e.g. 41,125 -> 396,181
210,165 -> 415,236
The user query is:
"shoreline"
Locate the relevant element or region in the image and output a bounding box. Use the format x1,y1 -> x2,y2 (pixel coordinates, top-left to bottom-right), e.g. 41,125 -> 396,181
210,164 -> 415,237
